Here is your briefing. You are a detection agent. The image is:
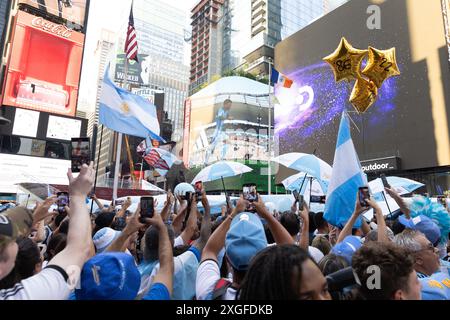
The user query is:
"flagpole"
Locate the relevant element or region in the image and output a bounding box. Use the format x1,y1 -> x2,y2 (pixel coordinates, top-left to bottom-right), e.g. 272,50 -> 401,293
90,124 -> 104,214
124,134 -> 137,185
268,60 -> 272,195
112,55 -> 128,200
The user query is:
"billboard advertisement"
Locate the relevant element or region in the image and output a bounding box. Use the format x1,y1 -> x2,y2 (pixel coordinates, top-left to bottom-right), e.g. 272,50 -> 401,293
184,78 -> 272,168
274,0 -> 450,173
1,10 -> 85,116
115,53 -> 151,85
131,87 -> 164,105
18,0 -> 88,32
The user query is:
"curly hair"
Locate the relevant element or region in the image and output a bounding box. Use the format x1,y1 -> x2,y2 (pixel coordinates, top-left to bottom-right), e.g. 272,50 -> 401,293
352,242 -> 415,300
238,245 -> 312,300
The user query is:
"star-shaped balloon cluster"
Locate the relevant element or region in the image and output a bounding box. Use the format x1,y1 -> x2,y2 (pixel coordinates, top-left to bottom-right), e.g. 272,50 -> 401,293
323,37 -> 400,113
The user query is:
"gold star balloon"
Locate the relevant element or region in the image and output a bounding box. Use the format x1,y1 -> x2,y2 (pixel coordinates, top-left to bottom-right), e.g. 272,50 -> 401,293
323,37 -> 368,83
349,77 -> 378,113
362,47 -> 400,88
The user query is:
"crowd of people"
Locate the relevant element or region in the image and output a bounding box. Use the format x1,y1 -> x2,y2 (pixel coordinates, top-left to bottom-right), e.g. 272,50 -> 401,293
0,162 -> 450,300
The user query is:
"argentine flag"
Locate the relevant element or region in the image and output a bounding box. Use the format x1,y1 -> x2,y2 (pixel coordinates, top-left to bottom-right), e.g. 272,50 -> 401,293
99,65 -> 163,140
324,111 -> 367,228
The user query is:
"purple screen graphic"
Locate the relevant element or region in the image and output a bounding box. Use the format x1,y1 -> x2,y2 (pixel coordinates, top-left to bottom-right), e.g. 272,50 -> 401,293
274,61 -> 398,159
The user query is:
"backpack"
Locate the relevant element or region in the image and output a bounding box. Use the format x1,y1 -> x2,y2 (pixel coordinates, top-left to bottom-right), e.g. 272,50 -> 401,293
212,278 -> 232,300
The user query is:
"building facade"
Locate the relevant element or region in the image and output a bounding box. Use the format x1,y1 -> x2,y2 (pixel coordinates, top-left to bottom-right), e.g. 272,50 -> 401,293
191,0 -> 349,81
133,0 -> 190,143
189,0 -> 225,95
92,29 -> 116,179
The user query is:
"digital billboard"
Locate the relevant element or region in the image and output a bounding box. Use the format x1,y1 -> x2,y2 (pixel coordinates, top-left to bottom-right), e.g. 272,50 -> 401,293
184,77 -> 272,168
18,0 -> 88,32
1,10 -> 85,116
115,53 -> 151,86
274,0 -> 450,173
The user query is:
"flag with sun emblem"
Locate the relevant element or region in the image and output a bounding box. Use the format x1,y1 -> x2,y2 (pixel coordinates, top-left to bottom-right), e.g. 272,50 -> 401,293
99,64 -> 163,140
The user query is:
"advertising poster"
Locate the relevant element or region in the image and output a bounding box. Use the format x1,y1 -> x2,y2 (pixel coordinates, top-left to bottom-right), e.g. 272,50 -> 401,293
1,10 -> 85,116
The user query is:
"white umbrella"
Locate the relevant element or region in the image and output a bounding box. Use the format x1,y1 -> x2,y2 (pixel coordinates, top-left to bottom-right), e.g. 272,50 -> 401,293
273,153 -> 332,191
191,161 -> 253,191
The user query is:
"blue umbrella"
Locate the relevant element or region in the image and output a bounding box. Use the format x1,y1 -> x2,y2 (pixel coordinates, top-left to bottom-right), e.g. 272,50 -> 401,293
281,172 -> 329,194
369,176 -> 425,200
273,153 -> 332,184
191,161 -> 253,191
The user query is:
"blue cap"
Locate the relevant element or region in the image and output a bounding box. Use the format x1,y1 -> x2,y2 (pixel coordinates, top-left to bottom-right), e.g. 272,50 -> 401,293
420,272 -> 450,300
399,215 -> 441,245
75,252 -> 141,300
331,235 -> 362,265
225,212 -> 268,271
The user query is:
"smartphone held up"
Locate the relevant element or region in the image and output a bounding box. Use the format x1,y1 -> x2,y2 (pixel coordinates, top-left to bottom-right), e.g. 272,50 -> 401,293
56,192 -> 69,214
194,181 -> 203,202
358,187 -> 371,208
140,196 -> 154,223
71,137 -> 90,172
243,184 -> 258,212
380,174 -> 391,189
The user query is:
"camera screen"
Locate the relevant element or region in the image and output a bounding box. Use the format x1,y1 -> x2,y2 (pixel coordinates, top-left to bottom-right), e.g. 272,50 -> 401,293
71,138 -> 90,172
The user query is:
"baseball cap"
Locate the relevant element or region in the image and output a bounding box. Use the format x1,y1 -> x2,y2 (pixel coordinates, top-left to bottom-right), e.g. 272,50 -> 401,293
75,252 -> 141,300
331,235 -> 362,265
225,212 -> 268,271
399,215 -> 441,245
308,246 -> 325,264
93,227 -> 121,253
0,207 -> 33,242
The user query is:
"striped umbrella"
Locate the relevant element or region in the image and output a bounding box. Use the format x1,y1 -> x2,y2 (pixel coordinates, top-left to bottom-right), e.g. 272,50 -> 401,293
273,152 -> 332,184
369,176 -> 425,197
281,171 -> 330,194
191,161 -> 253,191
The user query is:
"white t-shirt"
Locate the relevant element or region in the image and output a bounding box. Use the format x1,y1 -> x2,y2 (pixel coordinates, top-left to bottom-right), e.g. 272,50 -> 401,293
138,247 -> 200,300
174,235 -> 185,247
196,259 -> 236,300
0,266 -> 70,300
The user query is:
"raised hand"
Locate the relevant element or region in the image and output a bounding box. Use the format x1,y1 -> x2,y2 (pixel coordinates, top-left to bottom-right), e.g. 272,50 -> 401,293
33,195 -> 57,224
234,196 -> 249,215
67,162 -> 95,198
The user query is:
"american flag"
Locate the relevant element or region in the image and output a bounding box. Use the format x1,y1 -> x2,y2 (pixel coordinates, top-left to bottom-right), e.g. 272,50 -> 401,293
144,149 -> 170,170
136,139 -> 147,155
124,6 -> 138,62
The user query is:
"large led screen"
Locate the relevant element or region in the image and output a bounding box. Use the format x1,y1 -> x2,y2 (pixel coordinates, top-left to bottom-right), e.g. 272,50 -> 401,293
183,78 -> 273,168
274,0 -> 450,172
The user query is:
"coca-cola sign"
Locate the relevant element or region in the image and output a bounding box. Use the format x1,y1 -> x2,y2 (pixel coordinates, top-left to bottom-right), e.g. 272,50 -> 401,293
31,17 -> 73,38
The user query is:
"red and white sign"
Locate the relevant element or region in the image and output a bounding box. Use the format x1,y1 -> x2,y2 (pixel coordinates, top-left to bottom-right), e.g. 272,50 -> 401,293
31,17 -> 73,38
1,10 -> 85,116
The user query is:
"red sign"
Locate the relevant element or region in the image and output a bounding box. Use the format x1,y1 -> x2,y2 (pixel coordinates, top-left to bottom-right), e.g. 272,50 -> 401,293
1,10 -> 85,116
31,17 -> 73,38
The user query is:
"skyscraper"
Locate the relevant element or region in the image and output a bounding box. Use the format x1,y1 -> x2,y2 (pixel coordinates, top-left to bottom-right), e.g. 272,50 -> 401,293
189,0 -> 349,91
189,0 -> 225,95
132,0 -> 190,143
92,29 -> 116,179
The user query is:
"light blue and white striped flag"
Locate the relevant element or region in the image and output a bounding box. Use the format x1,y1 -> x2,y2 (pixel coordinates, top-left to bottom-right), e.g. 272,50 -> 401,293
99,64 -> 163,140
324,111 -> 367,228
